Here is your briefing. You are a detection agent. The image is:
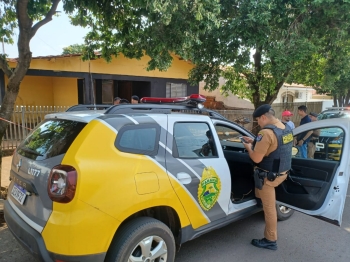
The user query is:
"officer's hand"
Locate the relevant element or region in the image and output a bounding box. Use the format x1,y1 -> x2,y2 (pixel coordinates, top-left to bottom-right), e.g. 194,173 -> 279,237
242,136 -> 253,144
243,142 -> 251,151
297,140 -> 303,146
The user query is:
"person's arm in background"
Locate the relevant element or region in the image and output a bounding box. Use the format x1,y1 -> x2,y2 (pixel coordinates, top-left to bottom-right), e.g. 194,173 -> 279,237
297,130 -> 313,146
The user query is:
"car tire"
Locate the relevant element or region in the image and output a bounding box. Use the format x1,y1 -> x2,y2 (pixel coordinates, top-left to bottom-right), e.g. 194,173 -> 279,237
276,204 -> 295,221
105,217 -> 176,262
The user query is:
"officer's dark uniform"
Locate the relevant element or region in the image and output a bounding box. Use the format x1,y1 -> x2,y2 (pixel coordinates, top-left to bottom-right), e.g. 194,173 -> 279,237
251,105 -> 293,248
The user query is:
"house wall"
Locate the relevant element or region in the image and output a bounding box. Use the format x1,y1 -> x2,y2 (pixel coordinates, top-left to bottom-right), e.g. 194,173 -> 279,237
199,77 -> 254,109
274,86 -> 313,103
4,75 -> 78,106
52,77 -> 78,106
3,54 -> 196,105
274,85 -> 332,104
7,54 -> 193,80
4,75 -> 54,106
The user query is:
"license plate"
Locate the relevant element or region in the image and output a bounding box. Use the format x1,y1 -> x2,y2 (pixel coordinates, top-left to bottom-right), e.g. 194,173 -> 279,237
11,183 -> 27,205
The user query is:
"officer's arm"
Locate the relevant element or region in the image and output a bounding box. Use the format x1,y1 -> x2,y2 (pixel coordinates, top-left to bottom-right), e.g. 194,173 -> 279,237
243,131 -> 270,163
244,146 -> 265,163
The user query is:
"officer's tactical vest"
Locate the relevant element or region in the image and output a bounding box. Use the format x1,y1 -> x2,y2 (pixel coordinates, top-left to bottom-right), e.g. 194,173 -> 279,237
257,124 -> 293,173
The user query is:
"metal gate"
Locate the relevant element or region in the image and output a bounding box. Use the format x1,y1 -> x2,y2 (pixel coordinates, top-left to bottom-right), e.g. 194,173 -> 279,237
1,105 -> 68,150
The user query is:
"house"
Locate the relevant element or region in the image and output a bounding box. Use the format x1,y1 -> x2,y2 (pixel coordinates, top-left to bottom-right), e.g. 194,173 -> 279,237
200,77 -> 333,110
199,77 -> 254,109
274,83 -> 333,110
0,53 -> 197,106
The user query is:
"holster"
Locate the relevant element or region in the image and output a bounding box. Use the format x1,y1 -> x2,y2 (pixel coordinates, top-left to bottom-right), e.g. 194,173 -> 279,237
254,169 -> 265,190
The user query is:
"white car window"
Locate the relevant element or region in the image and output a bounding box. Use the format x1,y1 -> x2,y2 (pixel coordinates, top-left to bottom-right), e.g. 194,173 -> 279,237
294,126 -> 344,161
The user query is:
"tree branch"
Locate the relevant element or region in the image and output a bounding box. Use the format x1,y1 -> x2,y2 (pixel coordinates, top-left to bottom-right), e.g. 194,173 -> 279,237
30,0 -> 61,39
0,56 -> 13,78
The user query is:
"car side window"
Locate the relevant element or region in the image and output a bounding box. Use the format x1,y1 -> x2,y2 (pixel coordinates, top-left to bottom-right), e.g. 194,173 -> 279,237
214,124 -> 247,148
173,122 -> 218,158
115,124 -> 160,156
294,126 -> 344,161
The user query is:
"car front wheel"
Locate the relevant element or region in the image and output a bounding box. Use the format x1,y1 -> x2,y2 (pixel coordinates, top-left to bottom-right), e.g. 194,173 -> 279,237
276,204 -> 295,221
105,217 -> 176,262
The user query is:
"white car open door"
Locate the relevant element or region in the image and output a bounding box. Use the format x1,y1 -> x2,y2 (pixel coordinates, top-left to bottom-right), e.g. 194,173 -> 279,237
276,118 -> 350,226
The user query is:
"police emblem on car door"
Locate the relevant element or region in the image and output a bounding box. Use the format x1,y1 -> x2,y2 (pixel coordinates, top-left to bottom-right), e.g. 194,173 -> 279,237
165,115 -> 231,227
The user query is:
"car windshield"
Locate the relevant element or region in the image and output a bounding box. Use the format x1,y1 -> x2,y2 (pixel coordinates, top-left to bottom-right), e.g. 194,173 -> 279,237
318,111 -> 350,120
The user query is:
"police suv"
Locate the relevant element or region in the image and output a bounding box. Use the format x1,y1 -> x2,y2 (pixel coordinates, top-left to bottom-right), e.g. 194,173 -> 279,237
4,96 -> 350,262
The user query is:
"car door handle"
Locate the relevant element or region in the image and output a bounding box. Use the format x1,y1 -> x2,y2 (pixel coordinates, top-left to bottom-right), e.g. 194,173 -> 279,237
176,172 -> 192,185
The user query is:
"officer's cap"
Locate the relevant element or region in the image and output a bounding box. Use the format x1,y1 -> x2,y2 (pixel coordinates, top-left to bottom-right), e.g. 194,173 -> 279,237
253,104 -> 272,118
309,112 -> 319,118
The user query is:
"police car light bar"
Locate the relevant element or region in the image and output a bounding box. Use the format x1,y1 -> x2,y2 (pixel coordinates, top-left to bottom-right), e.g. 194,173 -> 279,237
140,94 -> 206,108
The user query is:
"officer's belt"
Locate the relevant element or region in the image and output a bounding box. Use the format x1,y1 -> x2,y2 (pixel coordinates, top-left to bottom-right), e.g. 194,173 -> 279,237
255,167 -> 288,181
258,171 -> 287,178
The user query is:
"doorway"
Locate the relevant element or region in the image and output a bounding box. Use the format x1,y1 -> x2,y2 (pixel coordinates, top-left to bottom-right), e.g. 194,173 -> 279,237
115,80 -> 151,102
88,80 -> 151,104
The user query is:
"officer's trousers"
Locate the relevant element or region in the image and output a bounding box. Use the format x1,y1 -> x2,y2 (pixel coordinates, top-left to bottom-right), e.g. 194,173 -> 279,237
308,142 -> 316,159
255,175 -> 287,241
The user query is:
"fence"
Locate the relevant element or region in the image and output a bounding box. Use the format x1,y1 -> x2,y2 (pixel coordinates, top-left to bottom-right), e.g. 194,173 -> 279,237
217,101 -> 323,131
0,102 -> 324,151
1,106 -> 69,151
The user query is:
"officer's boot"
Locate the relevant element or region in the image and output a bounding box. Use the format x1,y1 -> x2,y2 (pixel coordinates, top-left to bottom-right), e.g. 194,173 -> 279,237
251,238 -> 277,250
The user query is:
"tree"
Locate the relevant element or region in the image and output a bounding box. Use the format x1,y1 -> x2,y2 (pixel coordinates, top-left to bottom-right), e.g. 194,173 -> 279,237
0,0 -> 220,198
62,43 -> 85,55
290,40 -> 350,107
186,0 -> 350,111
0,0 -> 61,198
65,0 -> 220,69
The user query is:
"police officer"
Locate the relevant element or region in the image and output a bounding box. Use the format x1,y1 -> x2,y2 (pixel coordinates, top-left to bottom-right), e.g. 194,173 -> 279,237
242,104 -> 293,251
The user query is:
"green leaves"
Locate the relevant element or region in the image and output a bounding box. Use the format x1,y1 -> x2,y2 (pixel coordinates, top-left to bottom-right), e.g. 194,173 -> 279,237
2,0 -> 350,110
62,43 -> 85,55
0,0 -> 17,44
188,0 -> 350,107
61,0 -> 221,70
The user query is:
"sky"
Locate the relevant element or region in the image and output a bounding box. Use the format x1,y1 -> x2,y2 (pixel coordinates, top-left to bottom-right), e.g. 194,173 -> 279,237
2,2 -> 90,58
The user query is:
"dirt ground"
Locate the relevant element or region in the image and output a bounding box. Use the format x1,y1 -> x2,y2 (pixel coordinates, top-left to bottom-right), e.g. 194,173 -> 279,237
0,156 -> 12,209
1,156 -> 12,189
0,156 -> 13,225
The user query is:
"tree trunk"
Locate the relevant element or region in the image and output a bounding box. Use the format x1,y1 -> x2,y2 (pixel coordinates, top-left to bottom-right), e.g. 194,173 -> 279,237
338,96 -> 343,107
345,90 -> 350,106
0,0 -> 60,199
333,95 -> 338,107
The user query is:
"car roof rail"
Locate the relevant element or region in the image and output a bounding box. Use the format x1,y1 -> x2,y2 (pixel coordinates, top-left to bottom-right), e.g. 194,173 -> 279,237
325,107 -> 350,110
104,104 -> 227,120
66,104 -> 112,112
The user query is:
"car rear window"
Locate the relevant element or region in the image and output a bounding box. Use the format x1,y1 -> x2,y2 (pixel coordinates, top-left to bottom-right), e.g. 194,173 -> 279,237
17,119 -> 86,160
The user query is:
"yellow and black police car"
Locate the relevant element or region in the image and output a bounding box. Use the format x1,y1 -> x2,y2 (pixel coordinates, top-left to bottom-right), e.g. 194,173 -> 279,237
4,96 -> 350,261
